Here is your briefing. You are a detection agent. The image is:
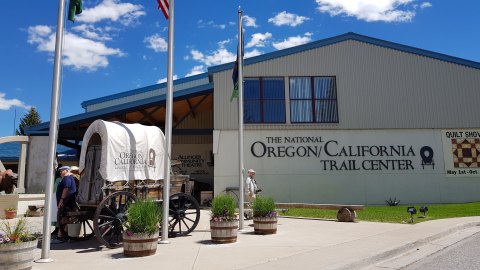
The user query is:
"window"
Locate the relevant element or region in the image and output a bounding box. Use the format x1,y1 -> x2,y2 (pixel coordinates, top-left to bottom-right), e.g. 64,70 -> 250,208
244,77 -> 285,123
290,77 -> 338,123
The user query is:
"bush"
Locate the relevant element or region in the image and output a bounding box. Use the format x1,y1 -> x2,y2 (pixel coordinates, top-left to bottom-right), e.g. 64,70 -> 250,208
126,199 -> 161,235
210,194 -> 237,221
252,196 -> 277,218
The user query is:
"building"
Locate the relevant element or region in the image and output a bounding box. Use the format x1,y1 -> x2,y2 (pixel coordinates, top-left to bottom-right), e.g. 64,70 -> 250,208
27,32 -> 480,204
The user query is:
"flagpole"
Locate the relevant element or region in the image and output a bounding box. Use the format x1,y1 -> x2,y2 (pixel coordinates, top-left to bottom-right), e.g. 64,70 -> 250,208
38,0 -> 66,262
237,7 -> 245,231
160,0 -> 174,244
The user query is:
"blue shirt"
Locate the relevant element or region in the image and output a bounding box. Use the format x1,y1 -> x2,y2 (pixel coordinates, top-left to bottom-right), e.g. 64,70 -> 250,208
56,175 -> 77,202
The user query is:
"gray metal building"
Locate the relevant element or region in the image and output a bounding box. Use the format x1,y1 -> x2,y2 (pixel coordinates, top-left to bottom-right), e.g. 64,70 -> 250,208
27,32 -> 480,204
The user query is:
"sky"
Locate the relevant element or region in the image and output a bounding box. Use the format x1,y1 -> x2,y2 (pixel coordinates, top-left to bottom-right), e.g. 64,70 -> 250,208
0,0 -> 479,137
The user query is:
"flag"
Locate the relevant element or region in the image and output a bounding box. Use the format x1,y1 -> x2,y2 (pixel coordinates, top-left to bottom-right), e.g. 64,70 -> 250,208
231,54 -> 239,101
157,0 -> 169,19
68,0 -> 83,22
231,31 -> 244,102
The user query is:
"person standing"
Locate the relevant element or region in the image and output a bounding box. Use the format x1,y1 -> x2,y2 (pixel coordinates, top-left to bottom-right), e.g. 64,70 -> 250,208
52,166 -> 77,243
245,169 -> 258,203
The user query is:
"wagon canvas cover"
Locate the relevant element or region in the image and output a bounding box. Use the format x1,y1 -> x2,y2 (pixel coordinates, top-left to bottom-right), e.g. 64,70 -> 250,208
78,120 -> 165,181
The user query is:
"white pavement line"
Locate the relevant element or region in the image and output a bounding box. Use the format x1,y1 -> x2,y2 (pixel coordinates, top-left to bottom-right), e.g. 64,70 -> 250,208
363,226 -> 480,270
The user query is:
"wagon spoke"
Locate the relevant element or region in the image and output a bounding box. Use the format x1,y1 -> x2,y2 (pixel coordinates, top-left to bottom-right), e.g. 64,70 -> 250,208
181,219 -> 191,230
98,215 -> 115,220
169,219 -> 179,232
98,220 -> 114,228
101,225 -> 113,237
102,205 -> 116,216
184,216 -> 195,223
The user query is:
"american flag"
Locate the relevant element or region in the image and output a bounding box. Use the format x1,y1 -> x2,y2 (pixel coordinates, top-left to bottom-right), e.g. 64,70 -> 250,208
157,0 -> 169,19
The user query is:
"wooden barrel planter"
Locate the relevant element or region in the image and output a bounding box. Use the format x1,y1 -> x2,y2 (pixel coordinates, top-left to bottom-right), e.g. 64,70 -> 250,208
210,220 -> 238,244
123,232 -> 159,257
0,239 -> 38,270
253,217 -> 277,235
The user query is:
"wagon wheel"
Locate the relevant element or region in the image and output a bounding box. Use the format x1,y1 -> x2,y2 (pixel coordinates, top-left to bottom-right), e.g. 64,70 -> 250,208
168,193 -> 200,237
93,191 -> 136,248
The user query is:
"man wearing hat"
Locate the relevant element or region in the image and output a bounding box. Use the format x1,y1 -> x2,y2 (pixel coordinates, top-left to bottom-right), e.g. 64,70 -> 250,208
52,166 -> 77,243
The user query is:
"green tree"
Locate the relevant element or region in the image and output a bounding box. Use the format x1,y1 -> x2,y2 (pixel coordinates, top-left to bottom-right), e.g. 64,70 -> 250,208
16,107 -> 41,135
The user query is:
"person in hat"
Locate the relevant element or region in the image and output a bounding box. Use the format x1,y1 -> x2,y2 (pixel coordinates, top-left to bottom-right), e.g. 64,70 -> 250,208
70,166 -> 80,190
52,165 -> 77,243
245,169 -> 258,202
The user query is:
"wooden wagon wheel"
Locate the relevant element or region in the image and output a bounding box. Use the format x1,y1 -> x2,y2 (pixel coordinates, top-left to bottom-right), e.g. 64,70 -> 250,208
168,193 -> 200,237
93,191 -> 136,248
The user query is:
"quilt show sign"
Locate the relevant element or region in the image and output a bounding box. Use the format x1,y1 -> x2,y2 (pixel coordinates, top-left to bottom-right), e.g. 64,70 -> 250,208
442,130 -> 480,177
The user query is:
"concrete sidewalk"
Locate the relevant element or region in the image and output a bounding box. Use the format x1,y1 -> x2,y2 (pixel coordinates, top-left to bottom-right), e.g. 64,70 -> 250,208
14,211 -> 480,270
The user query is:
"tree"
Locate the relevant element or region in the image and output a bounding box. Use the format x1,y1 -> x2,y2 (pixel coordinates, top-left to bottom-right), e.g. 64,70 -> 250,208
16,107 -> 41,135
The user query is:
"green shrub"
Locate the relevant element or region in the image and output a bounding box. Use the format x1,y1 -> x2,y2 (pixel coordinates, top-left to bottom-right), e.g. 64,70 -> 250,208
210,194 -> 237,221
252,196 -> 277,218
126,199 -> 161,235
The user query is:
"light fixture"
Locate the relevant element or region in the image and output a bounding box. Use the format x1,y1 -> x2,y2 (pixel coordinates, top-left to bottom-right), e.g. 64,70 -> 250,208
407,206 -> 417,223
419,206 -> 428,217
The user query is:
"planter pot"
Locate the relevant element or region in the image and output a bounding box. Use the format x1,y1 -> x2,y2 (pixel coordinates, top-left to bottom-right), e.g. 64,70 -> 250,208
210,220 -> 238,244
253,216 -> 277,235
4,210 -> 17,219
0,239 -> 38,270
123,231 -> 158,257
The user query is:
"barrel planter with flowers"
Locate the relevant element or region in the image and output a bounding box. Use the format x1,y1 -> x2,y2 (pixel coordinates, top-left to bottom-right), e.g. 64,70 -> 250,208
123,199 -> 161,257
0,218 -> 38,270
210,194 -> 238,243
252,196 -> 278,235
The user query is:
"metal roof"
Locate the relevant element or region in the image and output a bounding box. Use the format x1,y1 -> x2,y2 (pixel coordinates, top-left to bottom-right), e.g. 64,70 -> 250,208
81,72 -> 210,108
208,32 -> 480,74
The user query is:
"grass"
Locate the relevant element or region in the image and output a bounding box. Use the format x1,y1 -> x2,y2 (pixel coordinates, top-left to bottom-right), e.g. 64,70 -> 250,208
278,202 -> 480,224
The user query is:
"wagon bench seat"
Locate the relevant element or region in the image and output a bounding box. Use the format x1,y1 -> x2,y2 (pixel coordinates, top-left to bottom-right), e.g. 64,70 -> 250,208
275,203 -> 365,222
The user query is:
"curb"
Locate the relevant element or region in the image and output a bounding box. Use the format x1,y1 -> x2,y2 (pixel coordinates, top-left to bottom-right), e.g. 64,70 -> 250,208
338,221 -> 480,270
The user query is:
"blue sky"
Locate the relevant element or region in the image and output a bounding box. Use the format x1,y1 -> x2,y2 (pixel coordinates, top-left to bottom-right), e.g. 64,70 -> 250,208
0,0 -> 479,137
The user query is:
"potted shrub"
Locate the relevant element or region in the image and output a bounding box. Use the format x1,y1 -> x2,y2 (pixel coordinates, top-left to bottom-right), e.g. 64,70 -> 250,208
123,199 -> 161,257
252,196 -> 278,235
210,194 -> 238,244
4,208 -> 17,219
0,217 -> 38,269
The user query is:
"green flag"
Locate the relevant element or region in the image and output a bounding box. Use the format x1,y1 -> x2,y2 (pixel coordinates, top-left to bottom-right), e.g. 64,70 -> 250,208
68,0 -> 83,22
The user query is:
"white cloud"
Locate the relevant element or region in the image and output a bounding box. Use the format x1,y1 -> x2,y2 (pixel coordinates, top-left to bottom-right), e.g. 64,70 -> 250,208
71,24 -> 113,41
190,48 -> 236,66
246,32 -> 272,48
186,65 -> 205,77
218,39 -> 231,48
197,20 -> 226,29
76,0 -> 145,26
0,93 -> 31,110
144,34 -> 168,52
243,15 -> 258,28
157,75 -> 178,84
244,49 -> 262,59
28,25 -> 124,71
420,2 -> 432,9
268,11 -> 310,27
272,32 -> 313,50
315,0 -> 416,22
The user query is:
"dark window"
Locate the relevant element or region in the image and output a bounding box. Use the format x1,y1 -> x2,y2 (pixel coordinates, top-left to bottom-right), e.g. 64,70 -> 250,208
290,77 -> 338,123
244,77 -> 285,123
